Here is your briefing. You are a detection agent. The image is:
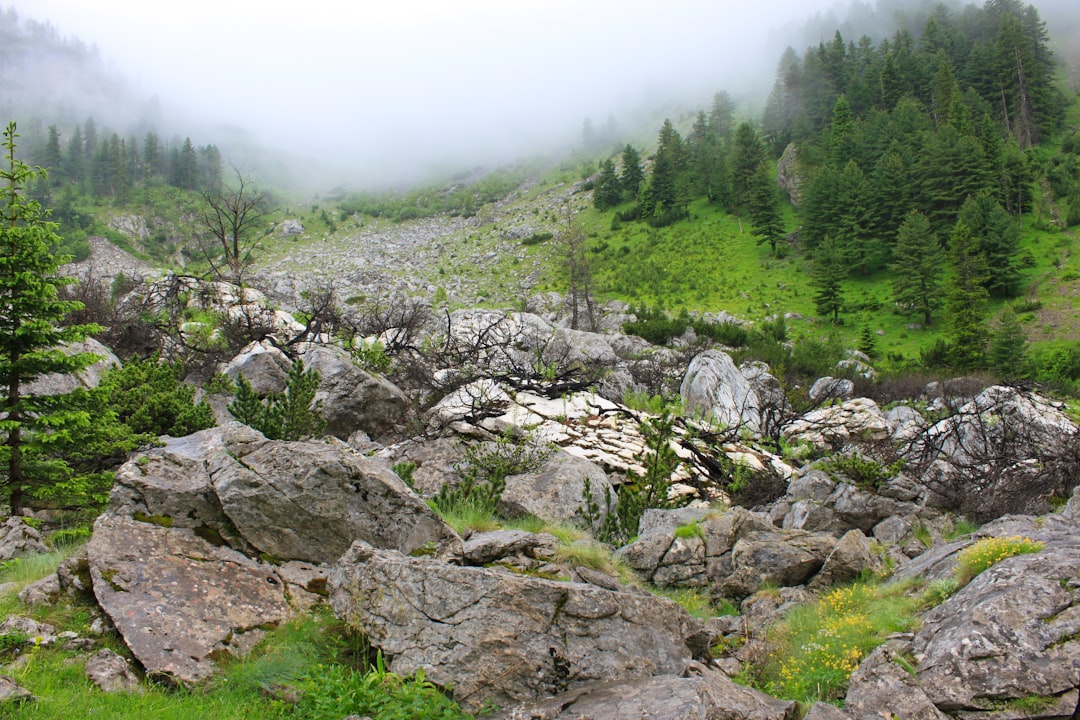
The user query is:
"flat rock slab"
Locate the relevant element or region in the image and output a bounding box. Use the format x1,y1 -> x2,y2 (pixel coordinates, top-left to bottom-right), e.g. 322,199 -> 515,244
330,542 -> 708,713
87,515 -> 293,686
496,667 -> 797,720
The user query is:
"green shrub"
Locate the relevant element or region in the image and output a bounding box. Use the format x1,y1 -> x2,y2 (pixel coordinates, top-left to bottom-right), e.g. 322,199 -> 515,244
229,360 -> 325,440
294,655 -> 470,720
98,356 -> 216,437
821,453 -> 903,490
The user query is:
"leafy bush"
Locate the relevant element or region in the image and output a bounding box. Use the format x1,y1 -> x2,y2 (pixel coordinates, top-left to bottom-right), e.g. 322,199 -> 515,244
294,655 -> 469,720
228,360 -> 325,440
955,535 -> 1044,585
521,231 -> 553,246
820,453 -> 903,490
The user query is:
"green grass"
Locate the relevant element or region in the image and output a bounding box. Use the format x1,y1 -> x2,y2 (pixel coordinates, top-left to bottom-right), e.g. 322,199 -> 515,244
650,586 -> 738,619
758,579 -> 922,705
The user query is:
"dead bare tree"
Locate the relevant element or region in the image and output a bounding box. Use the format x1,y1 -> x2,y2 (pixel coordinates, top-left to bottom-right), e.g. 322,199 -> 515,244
197,167 -> 274,286
900,387 -> 1080,521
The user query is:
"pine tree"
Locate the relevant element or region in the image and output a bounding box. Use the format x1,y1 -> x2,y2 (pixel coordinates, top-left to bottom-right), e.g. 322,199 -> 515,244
592,158 -> 622,210
618,144 -> 644,201
811,235 -> 846,323
228,360 -> 324,441
730,122 -> 764,209
944,221 -> 990,370
987,305 -> 1028,380
0,122 -> 101,514
891,210 -> 945,326
958,191 -> 1021,297
748,164 -> 785,256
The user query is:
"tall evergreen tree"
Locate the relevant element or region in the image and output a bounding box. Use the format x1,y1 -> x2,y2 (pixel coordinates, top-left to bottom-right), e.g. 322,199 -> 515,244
730,122 -> 764,209
619,144 -> 644,201
592,158 -> 622,210
748,164 -> 785,256
944,220 -> 990,370
811,235 -> 846,323
987,305 -> 1028,380
0,122 -> 100,514
957,191 -> 1021,297
891,210 -> 945,325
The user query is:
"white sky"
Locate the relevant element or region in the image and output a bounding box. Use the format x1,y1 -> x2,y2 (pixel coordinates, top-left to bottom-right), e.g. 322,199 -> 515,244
19,0 -> 1058,186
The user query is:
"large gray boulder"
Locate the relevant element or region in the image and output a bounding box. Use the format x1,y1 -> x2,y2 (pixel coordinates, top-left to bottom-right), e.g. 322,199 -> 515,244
211,438 -> 461,564
496,665 -> 797,720
23,337 -> 120,396
681,350 -> 763,432
845,640 -> 948,720
110,423 -> 461,564
330,541 -> 709,713
913,545 -> 1080,711
222,340 -> 292,395
782,398 -> 889,451
298,343 -> 409,441
499,450 -> 615,523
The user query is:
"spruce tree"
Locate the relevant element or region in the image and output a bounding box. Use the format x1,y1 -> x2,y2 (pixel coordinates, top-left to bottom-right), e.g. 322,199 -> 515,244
748,164 -> 785,256
891,210 -> 945,326
944,221 -> 989,370
619,144 -> 644,201
0,122 -> 101,514
811,235 -> 846,323
592,158 -> 622,210
988,305 -> 1028,381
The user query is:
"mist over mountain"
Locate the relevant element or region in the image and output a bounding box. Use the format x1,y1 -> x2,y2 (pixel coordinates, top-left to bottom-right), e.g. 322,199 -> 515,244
3,0 -> 1079,191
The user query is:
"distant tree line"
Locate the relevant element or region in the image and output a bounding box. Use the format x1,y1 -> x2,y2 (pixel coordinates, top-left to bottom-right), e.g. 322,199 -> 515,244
25,118 -> 223,204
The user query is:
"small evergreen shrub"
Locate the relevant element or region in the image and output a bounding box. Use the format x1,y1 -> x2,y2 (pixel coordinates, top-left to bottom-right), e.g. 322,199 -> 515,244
228,360 -> 325,440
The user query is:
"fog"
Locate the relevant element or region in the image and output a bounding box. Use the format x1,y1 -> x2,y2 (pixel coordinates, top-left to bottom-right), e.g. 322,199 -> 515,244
7,0 -> 1080,189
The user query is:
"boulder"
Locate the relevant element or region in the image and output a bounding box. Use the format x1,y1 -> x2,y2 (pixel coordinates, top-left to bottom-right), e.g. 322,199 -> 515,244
87,514 -> 294,686
776,143 -> 802,206
719,530 -> 835,599
846,640 -> 947,720
17,573 -> 60,606
810,529 -> 879,589
808,376 -> 854,403
462,530 -> 558,565
0,675 -> 33,706
23,337 -> 121,396
299,343 -> 409,441
681,350 -> 763,433
0,517 -> 49,560
496,665 -> 797,720
210,437 -> 462,564
913,545 -> 1080,710
499,450 -> 615,523
110,423 -> 461,564
330,542 -> 708,712
782,397 -> 888,451
222,340 -> 292,395
84,648 -> 141,693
